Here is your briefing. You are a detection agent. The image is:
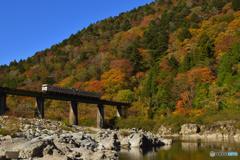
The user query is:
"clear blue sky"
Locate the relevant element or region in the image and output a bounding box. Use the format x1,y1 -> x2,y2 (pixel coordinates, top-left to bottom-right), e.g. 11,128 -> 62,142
0,0 -> 154,66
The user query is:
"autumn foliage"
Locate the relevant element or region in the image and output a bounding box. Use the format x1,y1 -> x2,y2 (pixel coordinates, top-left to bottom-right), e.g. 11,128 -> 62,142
1,0 -> 240,125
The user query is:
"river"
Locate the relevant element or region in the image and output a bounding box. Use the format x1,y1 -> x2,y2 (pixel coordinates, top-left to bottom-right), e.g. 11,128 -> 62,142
118,137 -> 240,160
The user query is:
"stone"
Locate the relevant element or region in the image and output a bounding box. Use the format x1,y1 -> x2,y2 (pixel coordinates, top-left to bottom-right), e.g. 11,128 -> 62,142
0,155 -> 6,160
13,136 -> 53,159
0,116 -> 174,160
2,135 -> 12,141
120,137 -> 130,148
43,145 -> 53,156
129,133 -> 146,147
159,138 -> 173,145
180,124 -> 200,135
1,151 -> 19,159
36,154 -> 69,160
158,125 -> 172,135
98,137 -> 119,150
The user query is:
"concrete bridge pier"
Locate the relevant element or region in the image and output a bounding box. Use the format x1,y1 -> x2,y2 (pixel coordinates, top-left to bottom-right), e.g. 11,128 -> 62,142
116,105 -> 122,117
0,93 -> 6,116
69,101 -> 78,125
35,97 -> 44,119
97,104 -> 104,128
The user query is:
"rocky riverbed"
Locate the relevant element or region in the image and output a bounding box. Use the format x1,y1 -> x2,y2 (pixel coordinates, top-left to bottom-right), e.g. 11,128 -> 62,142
159,120 -> 240,138
0,116 -> 172,160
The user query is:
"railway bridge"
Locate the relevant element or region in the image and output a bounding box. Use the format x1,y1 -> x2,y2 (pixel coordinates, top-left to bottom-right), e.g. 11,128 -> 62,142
0,87 -> 130,128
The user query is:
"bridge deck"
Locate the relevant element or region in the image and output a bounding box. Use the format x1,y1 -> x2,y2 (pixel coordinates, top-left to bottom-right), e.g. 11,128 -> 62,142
0,87 -> 130,106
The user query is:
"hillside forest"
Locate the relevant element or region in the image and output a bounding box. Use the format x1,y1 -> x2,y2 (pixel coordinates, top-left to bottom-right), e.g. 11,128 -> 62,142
1,0 -> 240,132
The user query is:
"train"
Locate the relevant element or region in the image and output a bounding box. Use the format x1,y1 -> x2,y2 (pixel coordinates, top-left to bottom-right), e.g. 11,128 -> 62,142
42,84 -> 101,99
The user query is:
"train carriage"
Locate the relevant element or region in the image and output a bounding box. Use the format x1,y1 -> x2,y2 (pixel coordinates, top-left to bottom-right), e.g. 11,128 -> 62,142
42,84 -> 101,98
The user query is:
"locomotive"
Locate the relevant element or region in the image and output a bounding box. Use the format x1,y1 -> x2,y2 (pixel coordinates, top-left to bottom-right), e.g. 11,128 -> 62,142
42,84 -> 101,99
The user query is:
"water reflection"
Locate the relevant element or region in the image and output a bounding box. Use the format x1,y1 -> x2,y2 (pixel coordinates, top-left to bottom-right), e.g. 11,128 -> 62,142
118,137 -> 240,160
182,142 -> 200,150
119,147 -> 165,160
180,137 -> 240,152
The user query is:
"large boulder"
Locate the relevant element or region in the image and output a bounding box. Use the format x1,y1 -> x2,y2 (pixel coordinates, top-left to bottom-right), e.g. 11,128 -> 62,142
201,120 -> 237,138
120,137 -> 130,148
158,125 -> 172,136
180,124 -> 200,136
14,138 -> 45,159
129,133 -> 147,147
13,135 -> 58,159
98,138 -> 119,150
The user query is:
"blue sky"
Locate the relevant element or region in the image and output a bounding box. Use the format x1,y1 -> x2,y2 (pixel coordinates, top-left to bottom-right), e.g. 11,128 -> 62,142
0,0 -> 154,66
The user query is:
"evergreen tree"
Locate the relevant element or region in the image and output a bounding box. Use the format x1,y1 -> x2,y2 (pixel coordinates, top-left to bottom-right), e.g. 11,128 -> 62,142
232,0 -> 240,11
125,35 -> 143,72
143,31 -> 153,49
78,52 -> 88,63
198,32 -> 214,61
218,40 -> 240,85
143,21 -> 158,49
159,0 -> 164,5
167,0 -> 173,5
133,35 -> 141,48
189,51 -> 196,68
212,0 -> 225,12
130,45 -> 142,72
192,23 -> 200,29
18,64 -> 26,74
142,62 -> 160,97
191,13 -> 200,23
159,9 -> 171,32
150,33 -> 169,61
115,20 -> 120,30
121,19 -> 131,31
179,54 -> 190,73
167,55 -> 179,71
177,27 -> 192,42
201,0 -> 209,12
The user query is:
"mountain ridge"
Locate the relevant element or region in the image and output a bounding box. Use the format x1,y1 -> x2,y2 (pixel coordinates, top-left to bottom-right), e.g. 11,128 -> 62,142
1,0 -> 240,128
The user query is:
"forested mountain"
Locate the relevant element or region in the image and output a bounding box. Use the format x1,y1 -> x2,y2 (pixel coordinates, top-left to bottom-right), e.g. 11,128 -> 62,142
1,0 -> 240,130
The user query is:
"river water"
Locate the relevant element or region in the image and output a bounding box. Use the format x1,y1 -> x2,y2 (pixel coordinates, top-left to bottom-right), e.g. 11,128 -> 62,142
118,137 -> 240,160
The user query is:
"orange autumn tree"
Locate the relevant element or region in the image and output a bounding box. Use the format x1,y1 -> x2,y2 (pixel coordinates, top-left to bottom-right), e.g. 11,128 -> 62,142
175,67 -> 216,117
101,59 -> 134,100
175,92 -> 192,117
84,78 -> 103,95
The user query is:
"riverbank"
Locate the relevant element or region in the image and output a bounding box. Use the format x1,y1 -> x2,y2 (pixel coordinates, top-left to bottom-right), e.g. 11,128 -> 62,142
112,109 -> 240,134
0,116 -> 172,160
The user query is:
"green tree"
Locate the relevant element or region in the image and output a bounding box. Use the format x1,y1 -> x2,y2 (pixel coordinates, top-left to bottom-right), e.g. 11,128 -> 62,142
232,0 -> 240,11
179,54 -> 190,73
18,64 -> 26,74
121,19 -> 131,31
78,52 -> 88,63
201,0 -> 209,12
43,77 -> 55,85
167,0 -> 173,5
198,32 -> 214,61
212,0 -> 225,12
117,89 -> 135,103
115,20 -> 120,30
142,63 -> 159,97
177,27 -> 192,42
125,35 -> 143,72
130,45 -> 142,72
159,0 -> 164,5
218,40 -> 240,85
167,55 -> 179,71
191,13 -> 200,23
143,20 -> 158,49
194,83 -> 209,109
192,23 -> 200,29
